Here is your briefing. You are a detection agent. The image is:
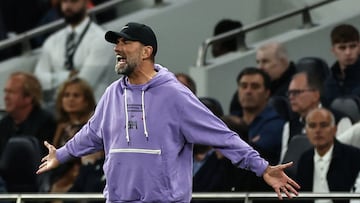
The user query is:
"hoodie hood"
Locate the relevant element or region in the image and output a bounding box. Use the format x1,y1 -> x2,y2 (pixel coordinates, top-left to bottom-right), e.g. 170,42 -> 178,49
119,64 -> 174,92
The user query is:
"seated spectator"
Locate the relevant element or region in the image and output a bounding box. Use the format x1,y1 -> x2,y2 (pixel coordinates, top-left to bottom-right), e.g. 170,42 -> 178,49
212,19 -> 243,57
280,71 -> 352,165
175,73 -> 197,95
323,24 -> 360,107
34,0 -> 114,106
237,67 -> 285,164
52,77 -> 96,148
296,108 -> 360,203
233,67 -> 286,200
49,77 -> 100,198
0,71 -> 56,192
0,71 -> 56,157
229,42 -> 296,116
256,42 -> 297,97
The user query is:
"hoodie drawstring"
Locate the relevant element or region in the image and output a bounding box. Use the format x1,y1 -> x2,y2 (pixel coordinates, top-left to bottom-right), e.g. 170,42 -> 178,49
142,90 -> 149,141
124,88 -> 130,144
124,88 -> 149,144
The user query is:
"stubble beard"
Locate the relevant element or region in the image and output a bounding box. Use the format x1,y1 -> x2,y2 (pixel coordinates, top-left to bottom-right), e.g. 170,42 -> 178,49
115,61 -> 136,76
63,8 -> 87,25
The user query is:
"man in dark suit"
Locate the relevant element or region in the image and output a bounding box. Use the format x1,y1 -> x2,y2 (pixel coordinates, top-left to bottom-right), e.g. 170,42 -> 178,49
296,108 -> 360,203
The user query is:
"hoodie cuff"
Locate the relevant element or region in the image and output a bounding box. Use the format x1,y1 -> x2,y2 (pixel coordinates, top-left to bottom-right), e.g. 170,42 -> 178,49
252,158 -> 269,177
56,146 -> 75,163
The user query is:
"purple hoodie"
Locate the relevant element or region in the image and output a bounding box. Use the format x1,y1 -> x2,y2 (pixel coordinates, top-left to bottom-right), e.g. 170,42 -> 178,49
56,64 -> 268,203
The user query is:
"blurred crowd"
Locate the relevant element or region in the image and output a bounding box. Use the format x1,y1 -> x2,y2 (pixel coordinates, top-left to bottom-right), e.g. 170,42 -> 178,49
1,2 -> 360,203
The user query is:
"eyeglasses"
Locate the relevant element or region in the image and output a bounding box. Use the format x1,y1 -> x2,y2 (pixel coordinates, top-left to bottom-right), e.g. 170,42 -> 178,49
286,89 -> 315,97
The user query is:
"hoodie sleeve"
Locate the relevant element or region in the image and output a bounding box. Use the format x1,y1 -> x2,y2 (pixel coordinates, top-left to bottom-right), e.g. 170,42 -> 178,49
178,93 -> 268,176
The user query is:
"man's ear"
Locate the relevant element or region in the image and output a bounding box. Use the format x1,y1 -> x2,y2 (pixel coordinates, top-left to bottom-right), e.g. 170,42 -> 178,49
142,46 -> 153,59
314,91 -> 320,101
330,45 -> 335,55
23,95 -> 33,106
265,89 -> 271,99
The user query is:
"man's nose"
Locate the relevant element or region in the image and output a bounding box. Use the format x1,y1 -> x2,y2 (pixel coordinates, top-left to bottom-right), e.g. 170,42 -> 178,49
114,43 -> 123,52
345,47 -> 352,55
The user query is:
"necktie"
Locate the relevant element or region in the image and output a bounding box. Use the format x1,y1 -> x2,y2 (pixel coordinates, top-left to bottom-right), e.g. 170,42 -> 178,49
65,31 -> 76,70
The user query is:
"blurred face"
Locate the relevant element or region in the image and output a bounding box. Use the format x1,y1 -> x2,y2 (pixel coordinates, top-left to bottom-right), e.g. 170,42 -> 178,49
176,75 -> 189,88
288,74 -> 319,117
212,42 -> 226,57
305,109 -> 336,154
62,83 -> 88,114
61,0 -> 87,25
238,74 -> 269,111
114,38 -> 144,76
3,76 -> 31,115
332,41 -> 360,69
256,49 -> 285,81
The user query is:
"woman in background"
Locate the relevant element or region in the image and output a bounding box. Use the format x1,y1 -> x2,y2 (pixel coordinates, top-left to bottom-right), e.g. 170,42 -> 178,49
50,77 -> 100,196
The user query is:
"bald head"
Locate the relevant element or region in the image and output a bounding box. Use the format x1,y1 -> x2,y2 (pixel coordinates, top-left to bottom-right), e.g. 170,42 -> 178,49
256,42 -> 289,81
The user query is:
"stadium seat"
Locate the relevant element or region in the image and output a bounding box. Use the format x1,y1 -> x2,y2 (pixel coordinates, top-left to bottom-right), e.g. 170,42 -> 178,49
330,95 -> 360,123
282,134 -> 312,179
296,56 -> 330,82
0,136 -> 42,192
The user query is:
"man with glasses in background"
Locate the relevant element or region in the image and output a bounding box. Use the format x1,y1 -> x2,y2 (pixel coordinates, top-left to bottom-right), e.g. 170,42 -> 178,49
279,71 -> 352,177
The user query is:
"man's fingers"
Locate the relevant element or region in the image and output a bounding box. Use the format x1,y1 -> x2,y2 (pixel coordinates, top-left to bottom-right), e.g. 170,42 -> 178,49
285,183 -> 299,196
275,187 -> 283,200
38,162 -> 47,170
281,186 -> 291,199
287,178 -> 301,190
280,161 -> 293,169
41,155 -> 48,163
36,162 -> 48,174
44,141 -> 53,150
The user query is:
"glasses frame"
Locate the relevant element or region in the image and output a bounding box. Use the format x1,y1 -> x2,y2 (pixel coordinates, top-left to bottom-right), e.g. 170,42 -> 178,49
286,89 -> 315,97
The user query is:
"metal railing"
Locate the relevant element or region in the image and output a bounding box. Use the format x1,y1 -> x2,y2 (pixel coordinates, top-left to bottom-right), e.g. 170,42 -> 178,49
1,192 -> 360,203
195,0 -> 337,67
0,0 -> 164,55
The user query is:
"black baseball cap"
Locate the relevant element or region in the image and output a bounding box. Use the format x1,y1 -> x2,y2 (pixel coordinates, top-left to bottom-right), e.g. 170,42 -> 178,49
105,22 -> 158,56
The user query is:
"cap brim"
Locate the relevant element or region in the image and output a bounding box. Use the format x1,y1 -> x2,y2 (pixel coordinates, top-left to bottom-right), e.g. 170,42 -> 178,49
105,31 -> 136,44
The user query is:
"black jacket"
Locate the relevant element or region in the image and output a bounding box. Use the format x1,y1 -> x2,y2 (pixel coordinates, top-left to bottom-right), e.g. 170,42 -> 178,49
296,139 -> 360,203
0,106 -> 56,157
323,57 -> 360,107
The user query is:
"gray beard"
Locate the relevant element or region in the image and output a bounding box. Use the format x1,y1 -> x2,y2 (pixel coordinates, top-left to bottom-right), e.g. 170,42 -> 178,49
115,63 -> 134,76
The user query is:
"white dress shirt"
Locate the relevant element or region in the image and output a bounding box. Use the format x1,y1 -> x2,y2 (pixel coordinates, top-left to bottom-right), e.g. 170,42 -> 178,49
313,145 -> 333,203
34,17 -> 115,101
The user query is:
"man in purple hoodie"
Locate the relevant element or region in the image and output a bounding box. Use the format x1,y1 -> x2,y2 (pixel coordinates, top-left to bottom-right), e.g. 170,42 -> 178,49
37,22 -> 300,203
